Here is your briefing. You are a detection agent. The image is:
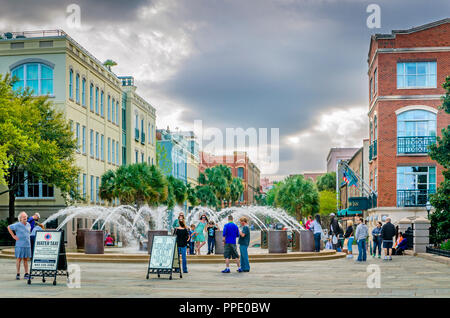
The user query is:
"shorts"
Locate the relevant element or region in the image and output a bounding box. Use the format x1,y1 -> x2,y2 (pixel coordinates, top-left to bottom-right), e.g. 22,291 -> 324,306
224,244 -> 239,259
383,241 -> 393,249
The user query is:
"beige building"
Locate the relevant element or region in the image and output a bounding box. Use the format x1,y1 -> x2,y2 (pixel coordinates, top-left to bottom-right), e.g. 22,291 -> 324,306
0,30 -> 156,247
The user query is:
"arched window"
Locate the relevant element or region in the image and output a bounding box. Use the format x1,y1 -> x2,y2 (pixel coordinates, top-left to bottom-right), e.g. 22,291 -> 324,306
75,73 -> 80,103
369,121 -> 373,143
81,78 -> 86,106
238,167 -> 244,179
69,69 -> 73,99
89,83 -> 94,111
373,116 -> 378,141
397,109 -> 436,137
11,63 -> 54,96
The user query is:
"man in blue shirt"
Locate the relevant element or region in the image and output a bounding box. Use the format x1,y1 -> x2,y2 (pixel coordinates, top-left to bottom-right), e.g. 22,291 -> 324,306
222,215 -> 241,273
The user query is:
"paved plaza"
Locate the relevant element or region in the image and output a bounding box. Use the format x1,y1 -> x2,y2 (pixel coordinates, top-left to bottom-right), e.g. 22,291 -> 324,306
0,255 -> 449,298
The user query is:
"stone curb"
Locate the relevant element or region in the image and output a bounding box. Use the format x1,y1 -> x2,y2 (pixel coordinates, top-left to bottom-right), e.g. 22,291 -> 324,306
405,250 -> 450,266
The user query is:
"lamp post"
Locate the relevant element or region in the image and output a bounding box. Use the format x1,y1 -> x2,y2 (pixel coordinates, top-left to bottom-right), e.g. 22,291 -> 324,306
426,201 -> 432,219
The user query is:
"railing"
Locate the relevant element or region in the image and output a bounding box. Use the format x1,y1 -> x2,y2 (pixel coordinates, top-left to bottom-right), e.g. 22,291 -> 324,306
426,246 -> 450,258
397,189 -> 435,207
397,136 -> 436,154
369,140 -> 377,161
141,132 -> 146,144
135,129 -> 140,141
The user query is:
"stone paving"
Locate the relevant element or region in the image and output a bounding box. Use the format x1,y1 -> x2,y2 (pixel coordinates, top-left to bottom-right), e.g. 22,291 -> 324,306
0,255 -> 449,298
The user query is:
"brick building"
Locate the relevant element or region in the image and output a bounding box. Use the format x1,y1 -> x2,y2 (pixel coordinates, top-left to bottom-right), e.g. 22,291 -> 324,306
326,148 -> 359,173
366,18 -> 450,226
200,151 -> 260,205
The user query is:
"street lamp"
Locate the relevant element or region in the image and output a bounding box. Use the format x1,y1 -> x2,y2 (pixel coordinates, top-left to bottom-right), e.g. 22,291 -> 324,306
426,201 -> 432,219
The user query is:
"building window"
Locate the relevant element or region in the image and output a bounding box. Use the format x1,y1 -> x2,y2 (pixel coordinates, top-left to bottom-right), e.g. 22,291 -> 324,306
89,129 -> 94,157
116,141 -> 119,165
15,170 -> 54,199
397,61 -> 436,89
82,174 -> 86,198
373,68 -> 377,96
141,152 -> 144,163
82,125 -> 86,154
100,90 -> 104,117
369,77 -> 373,100
135,115 -> 139,140
116,101 -> 119,125
112,140 -> 115,165
95,177 -> 99,203
373,116 -> 378,141
107,95 -> 111,121
95,87 -> 99,114
95,132 -> 99,159
90,83 -> 94,111
90,175 -> 94,203
112,98 -> 115,124
135,150 -> 138,163
397,166 -> 436,207
11,63 -> 54,96
69,68 -> 73,99
374,168 -> 377,192
81,78 -> 86,106
75,73 -> 80,103
100,134 -> 104,161
238,167 -> 244,179
397,109 -> 437,154
107,138 -> 111,163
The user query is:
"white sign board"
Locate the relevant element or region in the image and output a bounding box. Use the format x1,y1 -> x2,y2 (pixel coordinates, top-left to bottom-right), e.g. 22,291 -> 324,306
32,231 -> 62,271
149,236 -> 177,269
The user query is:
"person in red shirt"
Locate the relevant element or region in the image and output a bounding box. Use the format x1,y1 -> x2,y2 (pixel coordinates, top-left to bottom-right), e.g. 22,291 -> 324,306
105,234 -> 114,246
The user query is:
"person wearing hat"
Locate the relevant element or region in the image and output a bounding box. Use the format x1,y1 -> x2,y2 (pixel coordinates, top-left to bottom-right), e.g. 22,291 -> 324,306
27,213 -> 40,232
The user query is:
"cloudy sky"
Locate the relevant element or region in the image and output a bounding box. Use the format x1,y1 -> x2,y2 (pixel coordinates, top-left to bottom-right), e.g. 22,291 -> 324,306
0,0 -> 449,177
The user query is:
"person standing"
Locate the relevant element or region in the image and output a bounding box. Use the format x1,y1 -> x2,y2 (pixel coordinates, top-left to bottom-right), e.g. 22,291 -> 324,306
174,219 -> 190,273
188,224 -> 196,255
329,213 -> 342,251
206,221 -> 218,255
194,214 -> 208,255
372,221 -> 382,258
309,214 -> 323,252
30,223 -> 44,258
381,217 -> 396,261
7,211 -> 32,280
221,215 -> 241,273
305,215 -> 313,230
355,217 -> 368,262
27,213 -> 40,232
172,212 -> 185,232
344,220 -> 354,259
238,217 -> 250,272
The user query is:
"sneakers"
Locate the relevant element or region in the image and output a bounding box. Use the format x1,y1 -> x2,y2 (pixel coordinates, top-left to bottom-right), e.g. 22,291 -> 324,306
24,273 -> 30,280
378,255 -> 381,259
388,256 -> 393,261
221,268 -> 230,273
16,274 -> 20,280
237,268 -> 243,273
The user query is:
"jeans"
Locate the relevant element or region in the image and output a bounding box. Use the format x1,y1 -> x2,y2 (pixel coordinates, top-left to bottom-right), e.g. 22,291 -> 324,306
347,237 -> 354,252
178,247 -> 188,272
357,239 -> 367,261
189,242 -> 195,255
313,233 -> 321,252
372,237 -> 382,256
239,244 -> 250,271
207,236 -> 215,254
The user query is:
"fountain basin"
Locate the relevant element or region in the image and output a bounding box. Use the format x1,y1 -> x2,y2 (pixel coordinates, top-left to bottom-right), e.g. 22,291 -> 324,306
84,230 -> 104,254
147,230 -> 168,254
268,230 -> 288,253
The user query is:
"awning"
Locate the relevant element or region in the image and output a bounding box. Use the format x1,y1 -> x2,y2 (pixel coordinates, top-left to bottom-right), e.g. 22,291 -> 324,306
337,209 -> 363,217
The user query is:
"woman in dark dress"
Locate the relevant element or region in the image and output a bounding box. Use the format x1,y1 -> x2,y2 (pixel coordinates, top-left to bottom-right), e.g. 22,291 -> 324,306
174,220 -> 190,273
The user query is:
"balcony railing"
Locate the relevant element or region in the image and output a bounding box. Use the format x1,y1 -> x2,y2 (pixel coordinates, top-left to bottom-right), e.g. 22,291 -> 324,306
141,132 -> 146,144
135,129 -> 140,141
397,189 -> 435,207
397,136 -> 436,154
369,140 -> 377,161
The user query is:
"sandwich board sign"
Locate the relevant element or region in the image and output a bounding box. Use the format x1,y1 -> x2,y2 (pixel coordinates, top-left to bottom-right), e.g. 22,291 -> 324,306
28,230 -> 68,285
146,235 -> 182,280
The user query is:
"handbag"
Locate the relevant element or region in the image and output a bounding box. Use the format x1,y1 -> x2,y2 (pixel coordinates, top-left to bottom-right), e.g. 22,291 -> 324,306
332,235 -> 338,244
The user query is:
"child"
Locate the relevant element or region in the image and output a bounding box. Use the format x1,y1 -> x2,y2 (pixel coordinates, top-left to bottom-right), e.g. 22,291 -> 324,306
206,221 -> 218,255
238,217 -> 250,272
7,211 -> 32,280
188,224 -> 197,255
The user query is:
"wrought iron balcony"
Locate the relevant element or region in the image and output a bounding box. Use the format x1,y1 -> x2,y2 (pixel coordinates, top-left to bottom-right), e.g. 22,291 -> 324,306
397,136 -> 436,154
135,128 -> 140,141
397,189 -> 435,207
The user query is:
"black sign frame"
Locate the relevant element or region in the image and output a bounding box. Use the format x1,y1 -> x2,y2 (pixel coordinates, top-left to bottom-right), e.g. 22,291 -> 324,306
27,230 -> 69,286
146,235 -> 182,280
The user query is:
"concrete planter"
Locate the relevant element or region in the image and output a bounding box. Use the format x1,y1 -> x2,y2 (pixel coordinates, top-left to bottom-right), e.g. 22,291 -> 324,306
260,230 -> 268,249
214,230 -> 224,254
76,228 -> 89,250
268,230 -> 288,253
84,230 -> 104,254
147,230 -> 168,254
298,230 -> 314,252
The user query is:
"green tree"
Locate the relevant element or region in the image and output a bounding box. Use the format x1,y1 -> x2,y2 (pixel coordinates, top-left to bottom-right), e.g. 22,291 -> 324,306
428,75 -> 450,245
100,163 -> 168,209
186,183 -> 198,206
265,181 -> 281,207
103,59 -> 117,71
316,172 -> 336,192
195,185 -> 218,208
0,74 -> 80,223
254,188 -> 266,206
164,175 -> 187,210
319,190 -> 337,216
275,175 -> 319,220
229,177 -> 244,206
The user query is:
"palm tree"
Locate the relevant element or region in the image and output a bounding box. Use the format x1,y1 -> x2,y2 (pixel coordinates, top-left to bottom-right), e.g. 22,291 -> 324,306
99,170 -> 116,203
229,177 -> 244,206
103,59 -> 117,71
195,185 -> 218,208
165,175 -> 187,210
186,183 -> 198,206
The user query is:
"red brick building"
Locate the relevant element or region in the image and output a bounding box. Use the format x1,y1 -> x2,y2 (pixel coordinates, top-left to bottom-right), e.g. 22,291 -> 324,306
199,151 -> 261,205
367,18 -> 450,225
